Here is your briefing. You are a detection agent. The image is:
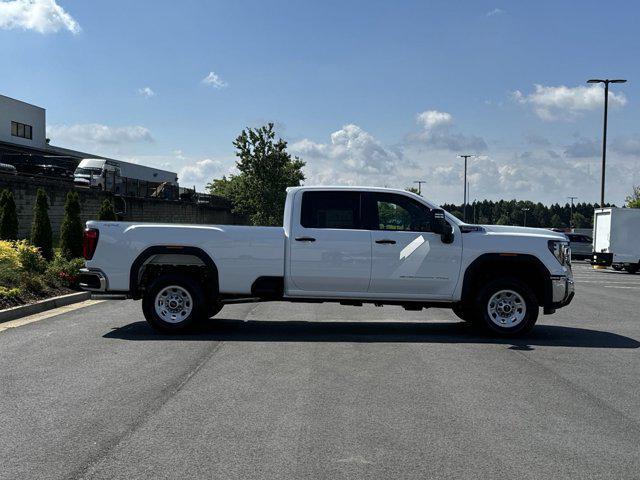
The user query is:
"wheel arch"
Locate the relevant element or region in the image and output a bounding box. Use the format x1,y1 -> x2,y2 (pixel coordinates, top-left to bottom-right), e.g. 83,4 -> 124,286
129,246 -> 219,299
461,253 -> 552,308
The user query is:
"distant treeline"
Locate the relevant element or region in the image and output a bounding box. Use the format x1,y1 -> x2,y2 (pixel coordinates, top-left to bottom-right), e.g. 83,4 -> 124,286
440,200 -> 615,228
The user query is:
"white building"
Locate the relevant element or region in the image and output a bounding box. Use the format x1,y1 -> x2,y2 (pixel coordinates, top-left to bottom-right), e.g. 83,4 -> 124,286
0,94 -> 48,150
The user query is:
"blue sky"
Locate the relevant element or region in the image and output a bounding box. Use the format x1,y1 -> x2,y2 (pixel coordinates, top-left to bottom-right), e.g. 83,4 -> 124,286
1,0 -> 639,205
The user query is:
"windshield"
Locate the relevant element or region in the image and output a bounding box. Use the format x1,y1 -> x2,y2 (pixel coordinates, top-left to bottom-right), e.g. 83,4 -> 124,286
75,167 -> 102,175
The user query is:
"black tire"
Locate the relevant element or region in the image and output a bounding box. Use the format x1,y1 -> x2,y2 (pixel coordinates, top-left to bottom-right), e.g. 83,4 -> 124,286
142,273 -> 208,333
452,304 -> 478,323
472,277 -> 539,336
208,302 -> 224,317
625,264 -> 639,274
612,264 -> 623,271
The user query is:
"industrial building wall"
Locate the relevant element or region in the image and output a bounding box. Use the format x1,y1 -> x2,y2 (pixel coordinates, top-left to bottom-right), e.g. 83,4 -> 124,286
0,173 -> 247,239
0,95 -> 47,149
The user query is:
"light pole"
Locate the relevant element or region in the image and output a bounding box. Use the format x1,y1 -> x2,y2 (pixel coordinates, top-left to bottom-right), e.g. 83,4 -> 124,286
567,196 -> 578,228
458,155 -> 475,222
587,78 -> 627,206
522,208 -> 530,227
413,180 -> 426,195
473,198 -> 477,224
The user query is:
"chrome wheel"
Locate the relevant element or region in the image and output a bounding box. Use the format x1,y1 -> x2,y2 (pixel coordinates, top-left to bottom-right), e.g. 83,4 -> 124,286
487,289 -> 526,327
155,285 -> 193,324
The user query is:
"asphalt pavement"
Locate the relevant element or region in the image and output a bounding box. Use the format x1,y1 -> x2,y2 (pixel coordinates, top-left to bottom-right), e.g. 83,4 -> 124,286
1,262 -> 639,479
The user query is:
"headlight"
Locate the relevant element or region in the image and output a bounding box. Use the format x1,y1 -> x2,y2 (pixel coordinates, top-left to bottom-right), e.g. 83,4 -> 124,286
548,240 -> 571,266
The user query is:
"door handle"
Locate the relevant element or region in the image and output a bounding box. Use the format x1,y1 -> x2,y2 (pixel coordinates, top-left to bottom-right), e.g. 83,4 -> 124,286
295,236 -> 316,242
375,239 -> 396,245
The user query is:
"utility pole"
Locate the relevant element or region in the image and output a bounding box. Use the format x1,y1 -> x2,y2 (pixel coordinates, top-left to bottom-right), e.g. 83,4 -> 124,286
522,208 -> 530,227
567,196 -> 578,228
458,155 -> 475,222
587,78 -> 627,206
413,180 -> 426,195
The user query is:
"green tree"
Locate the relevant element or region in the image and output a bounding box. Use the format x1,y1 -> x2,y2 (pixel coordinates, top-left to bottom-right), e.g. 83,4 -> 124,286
31,188 -> 53,261
549,214 -> 564,229
98,199 -> 117,220
0,189 -> 19,240
571,212 -> 589,228
60,191 -> 83,259
626,186 -> 640,208
405,186 -> 421,196
207,123 -> 306,226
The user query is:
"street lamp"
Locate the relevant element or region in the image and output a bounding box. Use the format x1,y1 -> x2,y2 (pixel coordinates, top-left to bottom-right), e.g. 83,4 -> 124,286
522,208 -> 530,227
457,155 -> 475,222
567,196 -> 578,228
413,180 -> 426,195
587,78 -> 627,206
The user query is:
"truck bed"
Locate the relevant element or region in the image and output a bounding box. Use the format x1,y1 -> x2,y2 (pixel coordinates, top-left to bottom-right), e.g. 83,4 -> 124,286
85,221 -> 285,294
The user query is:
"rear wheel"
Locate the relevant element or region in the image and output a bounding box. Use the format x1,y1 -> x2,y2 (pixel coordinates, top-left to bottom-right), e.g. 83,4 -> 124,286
142,274 -> 208,333
473,277 -> 539,336
625,264 -> 639,274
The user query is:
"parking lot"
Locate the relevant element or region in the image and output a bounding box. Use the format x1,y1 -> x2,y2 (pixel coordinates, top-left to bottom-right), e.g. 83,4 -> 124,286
1,262 -> 639,480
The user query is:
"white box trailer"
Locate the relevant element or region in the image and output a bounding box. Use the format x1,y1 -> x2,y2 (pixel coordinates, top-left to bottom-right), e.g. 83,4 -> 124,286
74,159 -> 178,189
592,207 -> 640,273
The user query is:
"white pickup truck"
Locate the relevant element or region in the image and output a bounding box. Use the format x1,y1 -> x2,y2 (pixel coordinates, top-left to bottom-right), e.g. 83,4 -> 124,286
79,186 -> 574,336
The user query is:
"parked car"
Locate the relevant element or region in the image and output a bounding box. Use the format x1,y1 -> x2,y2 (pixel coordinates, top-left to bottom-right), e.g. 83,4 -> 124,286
0,163 -> 17,175
566,233 -> 592,260
79,186 -> 574,337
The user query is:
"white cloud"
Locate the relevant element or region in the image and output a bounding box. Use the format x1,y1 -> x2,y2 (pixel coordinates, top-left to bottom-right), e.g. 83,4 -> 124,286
411,110 -> 487,151
178,158 -> 226,190
486,8 -> 504,17
417,110 -> 452,129
202,71 -> 228,89
290,124 -> 406,186
138,86 -> 155,98
0,0 -> 80,34
513,84 -> 627,121
47,123 -> 153,145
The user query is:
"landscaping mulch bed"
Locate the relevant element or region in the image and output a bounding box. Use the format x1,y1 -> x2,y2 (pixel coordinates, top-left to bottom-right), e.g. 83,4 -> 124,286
0,286 -> 77,311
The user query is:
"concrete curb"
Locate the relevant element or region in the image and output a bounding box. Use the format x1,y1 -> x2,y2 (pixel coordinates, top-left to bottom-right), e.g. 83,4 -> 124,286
0,291 -> 91,324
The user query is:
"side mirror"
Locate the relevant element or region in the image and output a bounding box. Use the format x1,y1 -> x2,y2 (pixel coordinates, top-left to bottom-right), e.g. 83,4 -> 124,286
432,209 -> 454,244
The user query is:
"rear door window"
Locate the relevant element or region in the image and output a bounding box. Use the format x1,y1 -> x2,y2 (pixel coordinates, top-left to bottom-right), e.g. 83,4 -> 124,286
300,191 -> 362,229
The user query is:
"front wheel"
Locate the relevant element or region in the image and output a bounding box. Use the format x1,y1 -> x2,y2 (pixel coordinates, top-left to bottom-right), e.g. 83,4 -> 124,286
473,278 -> 539,336
142,274 -> 208,333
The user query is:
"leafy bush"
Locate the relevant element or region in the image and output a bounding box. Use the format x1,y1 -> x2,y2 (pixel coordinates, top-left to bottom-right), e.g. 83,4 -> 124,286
0,286 -> 20,299
31,188 -> 53,261
46,253 -> 85,288
98,199 -> 117,221
60,191 -> 83,260
15,240 -> 46,273
0,240 -> 21,285
0,189 -> 19,240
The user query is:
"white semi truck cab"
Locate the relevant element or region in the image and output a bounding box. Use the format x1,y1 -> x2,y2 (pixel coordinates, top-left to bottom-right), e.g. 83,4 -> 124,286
79,186 -> 574,336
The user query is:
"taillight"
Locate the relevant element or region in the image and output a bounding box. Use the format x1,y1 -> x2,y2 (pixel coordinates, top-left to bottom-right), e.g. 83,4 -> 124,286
83,228 -> 99,260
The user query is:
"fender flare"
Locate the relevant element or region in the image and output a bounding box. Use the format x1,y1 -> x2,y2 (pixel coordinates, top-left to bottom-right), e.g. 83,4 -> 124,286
129,246 -> 218,299
460,253 -> 552,307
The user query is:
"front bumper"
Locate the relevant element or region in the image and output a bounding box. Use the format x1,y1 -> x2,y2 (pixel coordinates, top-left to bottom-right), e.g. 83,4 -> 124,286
545,275 -> 574,314
79,268 -> 107,292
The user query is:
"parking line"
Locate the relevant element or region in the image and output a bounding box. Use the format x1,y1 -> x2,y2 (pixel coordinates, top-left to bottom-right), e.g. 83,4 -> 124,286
0,300 -> 104,333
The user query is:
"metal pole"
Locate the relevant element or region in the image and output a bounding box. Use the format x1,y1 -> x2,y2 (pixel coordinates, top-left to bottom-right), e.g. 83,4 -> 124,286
601,81 -> 609,207
463,157 -> 468,221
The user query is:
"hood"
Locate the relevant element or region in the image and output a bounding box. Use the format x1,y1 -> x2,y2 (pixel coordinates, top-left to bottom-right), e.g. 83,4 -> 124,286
479,224 -> 568,240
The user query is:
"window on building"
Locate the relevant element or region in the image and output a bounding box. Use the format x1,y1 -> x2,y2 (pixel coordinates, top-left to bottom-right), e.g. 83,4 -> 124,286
11,121 -> 33,140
